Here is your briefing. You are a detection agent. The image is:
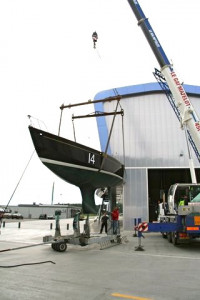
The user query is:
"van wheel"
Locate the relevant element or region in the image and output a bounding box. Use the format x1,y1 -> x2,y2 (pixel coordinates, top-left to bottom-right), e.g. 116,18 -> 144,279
172,232 -> 179,246
167,232 -> 172,243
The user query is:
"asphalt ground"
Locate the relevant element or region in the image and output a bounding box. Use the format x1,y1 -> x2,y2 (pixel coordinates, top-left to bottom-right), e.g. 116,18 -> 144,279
0,218 -> 200,300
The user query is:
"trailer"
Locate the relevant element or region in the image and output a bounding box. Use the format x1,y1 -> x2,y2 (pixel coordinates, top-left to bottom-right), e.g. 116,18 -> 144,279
43,210 -> 122,252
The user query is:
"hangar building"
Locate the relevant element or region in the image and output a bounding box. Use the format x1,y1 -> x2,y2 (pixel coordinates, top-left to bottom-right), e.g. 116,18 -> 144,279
94,82 -> 200,230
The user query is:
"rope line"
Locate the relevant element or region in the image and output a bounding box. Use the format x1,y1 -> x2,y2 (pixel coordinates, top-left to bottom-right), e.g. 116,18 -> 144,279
5,150 -> 35,210
0,261 -> 56,268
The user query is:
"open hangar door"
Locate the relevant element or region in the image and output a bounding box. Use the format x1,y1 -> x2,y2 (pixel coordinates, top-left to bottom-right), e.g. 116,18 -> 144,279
148,168 -> 200,221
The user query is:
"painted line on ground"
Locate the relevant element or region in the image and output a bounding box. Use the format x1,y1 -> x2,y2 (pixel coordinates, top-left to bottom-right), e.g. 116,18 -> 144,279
113,248 -> 200,260
111,293 -> 152,300
133,252 -> 200,260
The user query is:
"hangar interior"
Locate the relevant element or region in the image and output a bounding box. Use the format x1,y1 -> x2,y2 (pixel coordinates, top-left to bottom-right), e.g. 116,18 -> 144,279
148,168 -> 200,221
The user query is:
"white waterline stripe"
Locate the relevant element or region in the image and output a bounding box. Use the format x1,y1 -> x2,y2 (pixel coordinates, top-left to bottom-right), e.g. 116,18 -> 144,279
40,157 -> 123,180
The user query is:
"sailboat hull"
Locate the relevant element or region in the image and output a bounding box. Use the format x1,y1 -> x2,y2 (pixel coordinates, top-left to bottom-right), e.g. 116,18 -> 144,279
29,126 -> 124,213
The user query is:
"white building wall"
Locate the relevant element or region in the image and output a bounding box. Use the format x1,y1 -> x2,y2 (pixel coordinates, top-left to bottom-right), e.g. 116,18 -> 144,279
95,85 -> 200,229
4,205 -> 76,219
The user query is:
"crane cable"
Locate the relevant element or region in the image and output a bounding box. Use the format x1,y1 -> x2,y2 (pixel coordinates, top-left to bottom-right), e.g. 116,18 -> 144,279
95,48 -> 101,59
98,99 -> 120,172
113,89 -> 126,167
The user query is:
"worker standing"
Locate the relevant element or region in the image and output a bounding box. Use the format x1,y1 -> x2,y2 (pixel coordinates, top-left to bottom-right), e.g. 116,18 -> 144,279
100,212 -> 109,234
111,207 -> 119,235
0,211 -> 3,234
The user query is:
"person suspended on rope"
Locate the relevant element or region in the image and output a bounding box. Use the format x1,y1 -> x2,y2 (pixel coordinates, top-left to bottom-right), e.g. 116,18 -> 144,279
92,31 -> 98,49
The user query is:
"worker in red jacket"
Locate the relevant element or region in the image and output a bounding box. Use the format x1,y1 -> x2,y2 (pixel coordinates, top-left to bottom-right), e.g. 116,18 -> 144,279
111,207 -> 119,235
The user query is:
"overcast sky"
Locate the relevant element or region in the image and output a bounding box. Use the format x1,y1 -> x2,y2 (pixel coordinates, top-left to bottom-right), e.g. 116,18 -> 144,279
1,0 -> 200,207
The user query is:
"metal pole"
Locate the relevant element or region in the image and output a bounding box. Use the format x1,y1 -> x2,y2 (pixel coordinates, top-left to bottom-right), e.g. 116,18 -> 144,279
184,125 -> 197,183
58,107 -> 63,136
72,116 -> 76,142
51,182 -> 55,205
133,218 -> 137,237
60,95 -> 121,110
99,100 -> 120,172
135,218 -> 144,251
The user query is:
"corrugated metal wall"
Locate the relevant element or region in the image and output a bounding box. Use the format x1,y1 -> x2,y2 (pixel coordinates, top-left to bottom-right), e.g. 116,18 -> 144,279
103,93 -> 200,167
123,168 -> 148,229
95,85 -> 200,229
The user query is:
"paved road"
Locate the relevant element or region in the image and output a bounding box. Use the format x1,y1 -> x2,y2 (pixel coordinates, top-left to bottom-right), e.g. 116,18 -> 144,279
0,219 -> 200,300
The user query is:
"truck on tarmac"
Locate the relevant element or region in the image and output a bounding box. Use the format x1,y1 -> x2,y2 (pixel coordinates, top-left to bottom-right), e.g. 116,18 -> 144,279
127,0 -> 200,245
157,183 -> 200,245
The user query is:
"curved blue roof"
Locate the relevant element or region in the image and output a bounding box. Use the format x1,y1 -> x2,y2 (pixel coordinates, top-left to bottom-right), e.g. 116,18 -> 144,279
94,82 -> 200,100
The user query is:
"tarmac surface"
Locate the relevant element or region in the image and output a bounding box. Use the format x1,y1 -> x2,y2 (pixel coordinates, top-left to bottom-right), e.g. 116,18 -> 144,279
0,218 -> 200,300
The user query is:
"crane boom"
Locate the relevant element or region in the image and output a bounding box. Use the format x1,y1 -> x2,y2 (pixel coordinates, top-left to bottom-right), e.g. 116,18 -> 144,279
127,0 -> 200,182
